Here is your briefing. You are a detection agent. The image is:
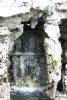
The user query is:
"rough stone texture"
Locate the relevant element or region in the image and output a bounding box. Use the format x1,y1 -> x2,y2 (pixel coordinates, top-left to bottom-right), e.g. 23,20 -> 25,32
0,0 -> 67,100
44,20 -> 62,99
0,27 -> 10,99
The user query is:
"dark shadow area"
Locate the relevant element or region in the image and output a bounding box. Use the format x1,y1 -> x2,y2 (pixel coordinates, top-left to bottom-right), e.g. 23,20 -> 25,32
57,18 -> 67,93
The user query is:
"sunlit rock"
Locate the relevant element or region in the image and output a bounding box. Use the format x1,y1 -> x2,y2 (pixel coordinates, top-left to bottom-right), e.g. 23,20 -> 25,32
0,0 -> 67,100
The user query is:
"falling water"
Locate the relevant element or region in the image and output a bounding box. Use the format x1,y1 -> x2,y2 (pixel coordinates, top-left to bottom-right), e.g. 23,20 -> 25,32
11,25 -> 48,100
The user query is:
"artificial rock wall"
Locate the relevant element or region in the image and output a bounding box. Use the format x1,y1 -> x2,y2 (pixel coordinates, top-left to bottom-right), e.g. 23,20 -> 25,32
0,0 -> 67,100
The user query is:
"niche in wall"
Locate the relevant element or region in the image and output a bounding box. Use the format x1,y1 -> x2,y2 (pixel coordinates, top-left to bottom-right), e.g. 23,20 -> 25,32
10,20 -> 48,87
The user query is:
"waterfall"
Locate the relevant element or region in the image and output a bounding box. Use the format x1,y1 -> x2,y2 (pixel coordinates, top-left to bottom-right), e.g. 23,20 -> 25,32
11,25 -> 47,96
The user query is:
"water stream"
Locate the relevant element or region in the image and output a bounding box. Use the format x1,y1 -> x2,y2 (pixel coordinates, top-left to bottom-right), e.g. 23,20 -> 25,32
11,25 -> 48,100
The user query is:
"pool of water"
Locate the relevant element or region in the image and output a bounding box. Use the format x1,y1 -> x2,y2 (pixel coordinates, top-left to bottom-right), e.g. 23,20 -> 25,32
11,92 -> 51,100
10,86 -> 52,100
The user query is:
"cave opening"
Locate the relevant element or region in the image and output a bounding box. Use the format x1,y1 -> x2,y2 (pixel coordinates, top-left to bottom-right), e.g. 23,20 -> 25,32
10,20 -> 48,89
